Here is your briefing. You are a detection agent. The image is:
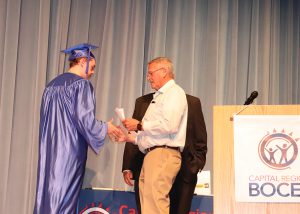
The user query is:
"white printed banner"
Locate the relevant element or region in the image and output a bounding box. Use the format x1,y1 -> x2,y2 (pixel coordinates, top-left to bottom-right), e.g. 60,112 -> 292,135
234,115 -> 300,202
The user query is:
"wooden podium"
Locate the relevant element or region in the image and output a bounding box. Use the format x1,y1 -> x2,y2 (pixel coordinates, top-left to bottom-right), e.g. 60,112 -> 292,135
213,105 -> 300,214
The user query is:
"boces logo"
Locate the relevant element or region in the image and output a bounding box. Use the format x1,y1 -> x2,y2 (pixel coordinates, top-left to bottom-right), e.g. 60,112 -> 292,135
80,207 -> 109,214
79,204 -> 109,214
258,129 -> 299,170
79,202 -> 138,214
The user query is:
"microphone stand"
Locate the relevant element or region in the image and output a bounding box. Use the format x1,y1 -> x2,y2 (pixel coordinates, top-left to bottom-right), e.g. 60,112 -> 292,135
230,105 -> 251,121
230,91 -> 258,121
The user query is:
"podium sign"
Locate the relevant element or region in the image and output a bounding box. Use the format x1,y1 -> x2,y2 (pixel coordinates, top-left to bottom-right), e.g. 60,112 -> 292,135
214,105 -> 300,214
234,115 -> 300,202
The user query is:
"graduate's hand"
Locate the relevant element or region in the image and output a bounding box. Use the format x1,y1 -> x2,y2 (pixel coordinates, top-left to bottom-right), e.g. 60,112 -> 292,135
114,127 -> 128,142
123,170 -> 134,186
122,118 -> 139,131
107,119 -> 126,142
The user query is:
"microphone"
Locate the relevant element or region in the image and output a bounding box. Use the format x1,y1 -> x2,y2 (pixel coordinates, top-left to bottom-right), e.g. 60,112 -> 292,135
244,91 -> 258,105
230,90 -> 259,121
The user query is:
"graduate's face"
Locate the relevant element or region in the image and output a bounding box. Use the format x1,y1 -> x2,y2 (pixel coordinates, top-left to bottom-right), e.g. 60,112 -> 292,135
85,59 -> 96,79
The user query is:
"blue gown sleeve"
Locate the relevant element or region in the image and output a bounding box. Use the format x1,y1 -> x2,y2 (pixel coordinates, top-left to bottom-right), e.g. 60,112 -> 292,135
73,80 -> 107,154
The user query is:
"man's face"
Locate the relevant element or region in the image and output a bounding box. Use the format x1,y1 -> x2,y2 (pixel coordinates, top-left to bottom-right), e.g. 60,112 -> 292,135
86,59 -> 96,79
147,63 -> 165,90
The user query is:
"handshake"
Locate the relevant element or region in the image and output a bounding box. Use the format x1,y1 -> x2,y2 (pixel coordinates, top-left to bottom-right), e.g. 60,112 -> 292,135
106,118 -> 140,143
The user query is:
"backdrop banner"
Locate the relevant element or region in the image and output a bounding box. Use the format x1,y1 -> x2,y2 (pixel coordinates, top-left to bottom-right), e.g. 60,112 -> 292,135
77,189 -> 213,214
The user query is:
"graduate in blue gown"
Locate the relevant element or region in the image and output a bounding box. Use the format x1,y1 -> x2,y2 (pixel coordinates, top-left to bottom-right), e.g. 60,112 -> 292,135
34,43 -> 125,214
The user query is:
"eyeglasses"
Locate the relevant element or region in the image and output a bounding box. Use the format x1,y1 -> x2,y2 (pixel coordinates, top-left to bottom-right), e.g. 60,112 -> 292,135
147,67 -> 164,77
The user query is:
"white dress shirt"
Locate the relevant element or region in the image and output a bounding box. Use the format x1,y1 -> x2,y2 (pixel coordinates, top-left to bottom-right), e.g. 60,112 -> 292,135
136,79 -> 188,153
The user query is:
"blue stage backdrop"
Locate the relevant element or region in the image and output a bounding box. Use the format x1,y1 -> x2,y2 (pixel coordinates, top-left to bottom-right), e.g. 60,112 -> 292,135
77,189 -> 213,214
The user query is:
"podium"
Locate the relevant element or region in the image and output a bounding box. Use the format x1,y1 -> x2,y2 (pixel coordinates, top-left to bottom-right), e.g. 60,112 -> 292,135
213,105 -> 300,214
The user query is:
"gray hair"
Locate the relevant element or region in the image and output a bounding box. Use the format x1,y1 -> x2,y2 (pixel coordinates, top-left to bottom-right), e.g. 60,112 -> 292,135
148,57 -> 175,78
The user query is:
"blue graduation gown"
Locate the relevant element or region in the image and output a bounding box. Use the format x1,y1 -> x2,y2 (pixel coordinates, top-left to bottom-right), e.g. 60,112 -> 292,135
34,73 -> 107,214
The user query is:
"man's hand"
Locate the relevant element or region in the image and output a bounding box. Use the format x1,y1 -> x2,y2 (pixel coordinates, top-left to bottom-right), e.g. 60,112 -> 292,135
125,132 -> 136,143
123,170 -> 134,186
122,118 -> 139,131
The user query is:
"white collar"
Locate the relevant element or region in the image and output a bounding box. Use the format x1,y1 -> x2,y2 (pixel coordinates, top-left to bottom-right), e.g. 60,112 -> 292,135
154,79 -> 175,97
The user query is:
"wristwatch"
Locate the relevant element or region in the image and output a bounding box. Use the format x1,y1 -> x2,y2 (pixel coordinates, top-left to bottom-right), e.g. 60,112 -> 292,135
137,121 -> 143,131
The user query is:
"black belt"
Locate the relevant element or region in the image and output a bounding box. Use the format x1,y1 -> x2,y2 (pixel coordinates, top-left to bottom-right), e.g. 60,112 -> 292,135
145,145 -> 180,153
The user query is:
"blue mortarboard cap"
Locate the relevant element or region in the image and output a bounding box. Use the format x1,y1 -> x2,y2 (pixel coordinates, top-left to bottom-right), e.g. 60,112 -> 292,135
61,43 -> 98,61
62,43 -> 98,74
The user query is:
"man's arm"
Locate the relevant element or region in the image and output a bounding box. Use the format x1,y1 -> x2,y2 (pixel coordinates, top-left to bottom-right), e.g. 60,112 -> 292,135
122,94 -> 153,181
122,98 -> 141,179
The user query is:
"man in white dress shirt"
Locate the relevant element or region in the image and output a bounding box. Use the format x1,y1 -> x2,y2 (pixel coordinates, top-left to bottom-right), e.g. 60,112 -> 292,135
123,57 -> 188,214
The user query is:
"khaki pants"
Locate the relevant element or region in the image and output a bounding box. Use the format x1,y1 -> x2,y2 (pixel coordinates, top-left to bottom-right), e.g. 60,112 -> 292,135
139,147 -> 181,214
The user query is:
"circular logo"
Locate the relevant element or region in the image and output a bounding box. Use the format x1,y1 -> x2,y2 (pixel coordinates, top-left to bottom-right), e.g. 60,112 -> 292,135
258,130 -> 298,170
81,207 -> 109,214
